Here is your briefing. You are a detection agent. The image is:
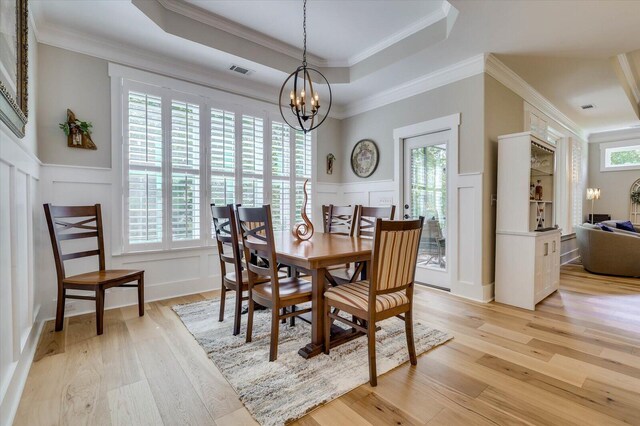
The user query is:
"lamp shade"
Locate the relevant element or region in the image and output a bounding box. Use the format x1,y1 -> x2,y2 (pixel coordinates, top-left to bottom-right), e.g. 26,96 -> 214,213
586,188 -> 601,200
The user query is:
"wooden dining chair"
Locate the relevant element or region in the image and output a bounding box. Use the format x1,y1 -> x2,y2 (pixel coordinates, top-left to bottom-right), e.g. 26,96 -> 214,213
326,205 -> 359,236
211,204 -> 253,336
44,204 -> 144,335
331,205 -> 397,283
323,217 -> 425,386
237,205 -> 313,361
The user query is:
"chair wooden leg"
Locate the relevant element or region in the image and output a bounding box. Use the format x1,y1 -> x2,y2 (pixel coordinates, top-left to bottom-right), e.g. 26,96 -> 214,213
246,296 -> 254,343
323,301 -> 331,355
96,287 -> 105,336
219,284 -> 227,322
137,274 -> 144,317
289,305 -> 296,327
405,308 -> 417,365
55,287 -> 66,332
232,288 -> 242,336
269,308 -> 280,362
281,307 -> 287,324
367,324 -> 377,386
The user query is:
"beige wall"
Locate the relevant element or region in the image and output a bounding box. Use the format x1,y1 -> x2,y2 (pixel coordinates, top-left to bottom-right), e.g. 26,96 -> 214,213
484,74 -> 525,284
37,44 -> 111,168
315,117 -> 342,184
588,142 -> 639,221
339,74 -> 485,182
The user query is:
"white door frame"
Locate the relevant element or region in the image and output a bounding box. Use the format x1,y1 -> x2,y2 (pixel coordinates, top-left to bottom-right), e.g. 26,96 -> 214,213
393,113 -> 460,289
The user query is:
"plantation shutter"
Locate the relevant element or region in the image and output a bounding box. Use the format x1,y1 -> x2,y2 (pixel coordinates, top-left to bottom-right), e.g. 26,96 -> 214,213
211,108 -> 236,207
127,91 -> 163,244
241,115 -> 264,207
271,122 -> 291,231
294,131 -> 312,223
170,100 -> 201,241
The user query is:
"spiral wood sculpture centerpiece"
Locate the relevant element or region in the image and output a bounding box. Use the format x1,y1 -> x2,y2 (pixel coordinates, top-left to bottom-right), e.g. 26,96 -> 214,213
292,179 -> 314,241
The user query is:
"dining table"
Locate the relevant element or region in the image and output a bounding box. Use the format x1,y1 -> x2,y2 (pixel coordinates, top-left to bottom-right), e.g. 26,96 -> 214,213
272,231 -> 373,358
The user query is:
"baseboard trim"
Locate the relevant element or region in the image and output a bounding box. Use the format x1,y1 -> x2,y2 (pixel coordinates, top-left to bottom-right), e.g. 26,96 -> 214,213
0,316 -> 45,426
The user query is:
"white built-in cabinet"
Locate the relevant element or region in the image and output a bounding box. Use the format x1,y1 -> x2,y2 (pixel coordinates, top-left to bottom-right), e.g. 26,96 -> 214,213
495,132 -> 561,310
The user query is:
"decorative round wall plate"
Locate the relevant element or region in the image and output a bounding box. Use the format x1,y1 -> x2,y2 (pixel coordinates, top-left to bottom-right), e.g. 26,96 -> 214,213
350,139 -> 379,178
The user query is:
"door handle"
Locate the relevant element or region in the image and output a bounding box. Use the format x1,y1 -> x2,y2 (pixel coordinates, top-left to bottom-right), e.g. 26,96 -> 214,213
404,214 -> 410,219
544,242 -> 548,256
552,240 -> 556,253
404,204 -> 409,209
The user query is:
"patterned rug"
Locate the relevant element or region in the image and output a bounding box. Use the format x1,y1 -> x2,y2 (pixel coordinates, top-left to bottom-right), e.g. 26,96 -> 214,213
172,297 -> 452,426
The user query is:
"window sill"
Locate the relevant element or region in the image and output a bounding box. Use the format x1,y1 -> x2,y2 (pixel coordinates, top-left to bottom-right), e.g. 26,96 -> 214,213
112,244 -> 216,258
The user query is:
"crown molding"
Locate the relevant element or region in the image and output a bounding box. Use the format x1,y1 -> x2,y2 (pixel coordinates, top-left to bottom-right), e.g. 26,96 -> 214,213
485,54 -> 587,140
337,54 -> 485,119
156,0 -> 329,67
617,53 -> 640,105
157,0 -> 452,69
344,2 -> 452,67
588,126 -> 640,143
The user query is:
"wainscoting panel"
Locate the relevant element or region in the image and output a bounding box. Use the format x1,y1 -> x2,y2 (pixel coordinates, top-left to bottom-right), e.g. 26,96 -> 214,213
0,132 -> 42,426
561,234 -> 580,265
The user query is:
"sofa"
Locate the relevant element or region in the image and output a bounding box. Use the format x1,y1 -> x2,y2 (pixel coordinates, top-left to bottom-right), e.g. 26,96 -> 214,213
575,221 -> 640,277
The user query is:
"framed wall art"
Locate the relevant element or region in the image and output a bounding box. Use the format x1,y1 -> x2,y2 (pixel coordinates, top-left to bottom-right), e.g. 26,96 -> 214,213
0,0 -> 28,138
350,139 -> 379,178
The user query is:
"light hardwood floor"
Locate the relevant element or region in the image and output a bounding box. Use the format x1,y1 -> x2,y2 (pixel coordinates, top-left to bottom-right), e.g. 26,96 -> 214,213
14,265 -> 640,426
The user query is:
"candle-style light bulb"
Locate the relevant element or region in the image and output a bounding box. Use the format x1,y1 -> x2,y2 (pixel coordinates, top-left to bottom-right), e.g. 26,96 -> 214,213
301,90 -> 305,99
314,92 -> 319,101
290,91 -> 294,100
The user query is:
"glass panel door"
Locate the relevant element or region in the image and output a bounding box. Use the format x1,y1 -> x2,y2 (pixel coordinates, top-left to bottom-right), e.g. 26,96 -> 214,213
403,131 -> 450,289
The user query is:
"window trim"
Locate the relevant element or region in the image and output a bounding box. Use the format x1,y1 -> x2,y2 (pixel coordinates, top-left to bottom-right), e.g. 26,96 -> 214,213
600,139 -> 640,172
111,64 -> 316,255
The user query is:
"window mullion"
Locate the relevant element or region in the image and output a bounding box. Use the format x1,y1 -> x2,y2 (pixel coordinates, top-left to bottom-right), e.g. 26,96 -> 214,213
162,89 -> 172,249
234,106 -> 243,204
264,113 -> 273,209
289,127 -> 296,227
202,102 -> 211,245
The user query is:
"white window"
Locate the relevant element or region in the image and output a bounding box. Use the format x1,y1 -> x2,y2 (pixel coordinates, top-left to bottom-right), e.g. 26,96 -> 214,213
294,131 -> 313,223
600,140 -> 640,171
571,138 -> 586,230
241,115 -> 264,207
171,100 -> 201,242
121,79 -> 314,252
271,121 -> 291,231
126,90 -> 163,247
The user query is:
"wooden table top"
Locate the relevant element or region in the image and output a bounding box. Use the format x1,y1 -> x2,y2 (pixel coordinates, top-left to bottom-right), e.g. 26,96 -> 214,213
273,231 -> 373,269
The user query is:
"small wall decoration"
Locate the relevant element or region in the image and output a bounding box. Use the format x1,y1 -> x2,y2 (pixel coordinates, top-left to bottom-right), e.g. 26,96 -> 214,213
59,109 -> 96,150
0,0 -> 29,138
326,153 -> 335,175
292,179 -> 314,241
350,139 -> 379,178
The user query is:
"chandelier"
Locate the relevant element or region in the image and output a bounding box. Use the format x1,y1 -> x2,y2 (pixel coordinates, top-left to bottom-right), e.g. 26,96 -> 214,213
279,0 -> 332,133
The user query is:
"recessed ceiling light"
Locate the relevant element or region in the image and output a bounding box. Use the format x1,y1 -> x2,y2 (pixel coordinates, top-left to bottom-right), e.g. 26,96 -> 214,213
580,104 -> 595,110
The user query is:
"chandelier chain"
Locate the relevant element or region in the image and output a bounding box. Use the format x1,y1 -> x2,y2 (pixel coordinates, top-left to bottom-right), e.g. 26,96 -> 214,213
302,0 -> 307,66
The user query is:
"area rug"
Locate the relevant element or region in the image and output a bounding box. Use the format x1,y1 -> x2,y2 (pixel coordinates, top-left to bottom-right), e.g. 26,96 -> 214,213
172,297 -> 452,426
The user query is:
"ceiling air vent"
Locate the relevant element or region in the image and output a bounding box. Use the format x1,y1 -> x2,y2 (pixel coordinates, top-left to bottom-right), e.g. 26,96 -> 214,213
581,104 -> 595,110
230,65 -> 253,75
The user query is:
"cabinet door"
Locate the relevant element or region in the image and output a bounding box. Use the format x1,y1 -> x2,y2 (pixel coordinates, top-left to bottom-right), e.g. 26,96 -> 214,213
550,235 -> 561,290
534,237 -> 548,295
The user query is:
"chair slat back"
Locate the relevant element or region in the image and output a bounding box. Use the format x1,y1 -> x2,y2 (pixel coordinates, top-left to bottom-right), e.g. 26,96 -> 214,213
44,204 -> 106,283
357,206 -> 396,238
327,205 -> 358,236
369,217 -> 424,296
211,204 -> 243,278
237,206 -> 280,299
322,205 -> 330,233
